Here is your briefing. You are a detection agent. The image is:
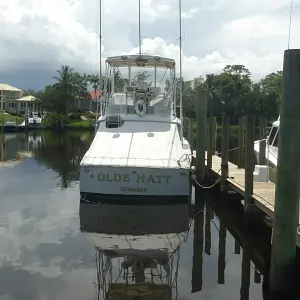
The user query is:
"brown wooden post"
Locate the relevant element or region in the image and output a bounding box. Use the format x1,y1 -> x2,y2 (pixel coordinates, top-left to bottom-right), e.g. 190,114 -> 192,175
220,116 -> 229,192
238,117 -> 245,168
207,117 -> 214,170
188,118 -> 194,148
259,116 -> 266,165
244,114 -> 255,210
196,89 -> 208,179
270,49 -> 300,295
212,117 -> 217,154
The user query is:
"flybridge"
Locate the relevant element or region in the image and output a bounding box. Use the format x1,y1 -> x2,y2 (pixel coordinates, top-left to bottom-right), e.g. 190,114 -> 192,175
106,55 -> 176,69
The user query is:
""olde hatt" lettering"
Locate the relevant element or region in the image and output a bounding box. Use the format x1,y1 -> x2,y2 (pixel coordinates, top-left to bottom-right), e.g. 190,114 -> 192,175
97,173 -> 171,184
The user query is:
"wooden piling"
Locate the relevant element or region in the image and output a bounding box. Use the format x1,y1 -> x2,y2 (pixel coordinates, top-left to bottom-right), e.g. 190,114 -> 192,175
212,117 -> 217,154
207,117 -> 214,170
196,89 -> 208,179
238,117 -> 245,168
269,49 -> 300,294
259,116 -> 266,165
220,116 -> 229,192
244,114 -> 255,211
188,118 -> 194,148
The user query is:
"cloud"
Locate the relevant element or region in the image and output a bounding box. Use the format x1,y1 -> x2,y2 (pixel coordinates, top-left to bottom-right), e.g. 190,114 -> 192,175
0,0 -> 298,89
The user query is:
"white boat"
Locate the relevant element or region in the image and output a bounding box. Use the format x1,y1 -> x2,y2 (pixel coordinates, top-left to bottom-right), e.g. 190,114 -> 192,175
3,121 -> 16,131
28,111 -> 42,125
254,116 -> 279,169
80,1 -> 191,203
18,111 -> 42,128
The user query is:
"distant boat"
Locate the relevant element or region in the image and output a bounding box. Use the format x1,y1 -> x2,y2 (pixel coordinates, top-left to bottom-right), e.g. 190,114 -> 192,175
3,121 -> 17,132
18,111 -> 43,128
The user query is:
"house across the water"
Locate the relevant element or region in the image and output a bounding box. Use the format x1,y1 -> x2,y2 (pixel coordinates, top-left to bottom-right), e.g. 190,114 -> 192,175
0,83 -> 41,115
74,90 -> 104,111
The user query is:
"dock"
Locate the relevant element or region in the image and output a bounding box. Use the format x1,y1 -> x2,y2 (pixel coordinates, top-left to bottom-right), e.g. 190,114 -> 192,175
199,153 -> 300,247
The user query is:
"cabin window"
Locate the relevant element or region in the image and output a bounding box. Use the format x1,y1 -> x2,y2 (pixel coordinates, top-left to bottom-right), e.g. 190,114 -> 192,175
105,115 -> 124,128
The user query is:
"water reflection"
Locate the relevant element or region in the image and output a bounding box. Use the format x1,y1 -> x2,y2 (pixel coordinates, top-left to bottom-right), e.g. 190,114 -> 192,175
79,202 -> 190,300
0,131 -> 93,188
0,130 -> 287,299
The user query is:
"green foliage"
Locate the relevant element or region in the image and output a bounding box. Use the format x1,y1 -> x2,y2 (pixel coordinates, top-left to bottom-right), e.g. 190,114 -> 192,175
43,112 -> 69,129
0,113 -> 23,123
68,112 -> 82,121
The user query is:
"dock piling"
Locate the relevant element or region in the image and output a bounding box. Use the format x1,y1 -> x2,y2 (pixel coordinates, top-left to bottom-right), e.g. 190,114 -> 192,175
196,88 -> 208,179
188,118 -> 194,148
269,49 -> 300,294
207,117 -> 214,170
244,114 -> 255,211
212,117 -> 217,154
238,117 -> 245,168
220,116 -> 229,192
259,116 -> 266,165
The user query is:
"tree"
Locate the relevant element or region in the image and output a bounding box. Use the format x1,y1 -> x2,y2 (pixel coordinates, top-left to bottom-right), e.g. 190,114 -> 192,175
88,74 -> 101,100
52,65 -> 78,114
259,71 -> 283,121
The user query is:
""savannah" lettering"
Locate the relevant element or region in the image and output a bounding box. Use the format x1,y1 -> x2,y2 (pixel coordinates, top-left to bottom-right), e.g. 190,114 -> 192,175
120,187 -> 147,192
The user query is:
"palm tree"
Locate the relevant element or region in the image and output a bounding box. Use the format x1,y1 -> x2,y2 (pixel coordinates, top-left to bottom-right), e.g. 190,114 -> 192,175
77,73 -> 90,101
52,65 -> 77,115
88,74 -> 101,100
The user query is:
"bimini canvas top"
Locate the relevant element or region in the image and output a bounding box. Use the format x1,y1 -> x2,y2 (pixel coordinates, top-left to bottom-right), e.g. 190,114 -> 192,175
106,54 -> 176,69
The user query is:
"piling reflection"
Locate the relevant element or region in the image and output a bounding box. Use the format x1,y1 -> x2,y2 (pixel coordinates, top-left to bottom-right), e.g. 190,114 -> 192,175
79,202 -> 190,300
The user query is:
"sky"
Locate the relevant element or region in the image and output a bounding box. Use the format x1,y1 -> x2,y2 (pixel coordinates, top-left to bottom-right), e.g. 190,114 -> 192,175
0,0 -> 299,90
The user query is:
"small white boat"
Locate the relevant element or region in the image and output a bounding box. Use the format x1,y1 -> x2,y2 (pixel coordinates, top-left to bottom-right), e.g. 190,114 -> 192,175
254,116 -> 279,169
18,111 -> 43,128
28,111 -> 42,125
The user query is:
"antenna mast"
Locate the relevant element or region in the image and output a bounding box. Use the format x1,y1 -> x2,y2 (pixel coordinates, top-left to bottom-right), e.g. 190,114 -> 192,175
99,0 -> 102,77
138,0 -> 142,55
179,0 -> 183,140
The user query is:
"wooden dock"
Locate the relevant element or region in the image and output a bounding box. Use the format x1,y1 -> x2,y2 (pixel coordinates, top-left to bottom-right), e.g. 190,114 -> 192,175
201,154 -> 300,247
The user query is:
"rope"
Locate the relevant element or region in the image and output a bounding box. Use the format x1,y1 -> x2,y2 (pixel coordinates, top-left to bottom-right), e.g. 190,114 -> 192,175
191,168 -> 222,189
214,138 -> 268,156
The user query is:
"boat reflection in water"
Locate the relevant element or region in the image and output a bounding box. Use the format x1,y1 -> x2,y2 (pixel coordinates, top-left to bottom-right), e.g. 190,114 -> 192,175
79,201 -> 190,300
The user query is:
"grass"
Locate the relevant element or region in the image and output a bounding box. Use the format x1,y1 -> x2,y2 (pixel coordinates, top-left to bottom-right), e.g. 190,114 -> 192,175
0,112 -> 24,124
65,119 -> 93,128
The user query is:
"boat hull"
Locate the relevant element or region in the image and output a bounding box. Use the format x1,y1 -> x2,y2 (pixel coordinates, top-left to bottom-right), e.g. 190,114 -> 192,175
80,165 -> 191,204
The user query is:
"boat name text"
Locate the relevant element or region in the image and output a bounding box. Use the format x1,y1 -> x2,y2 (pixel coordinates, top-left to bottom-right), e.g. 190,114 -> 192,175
97,173 -> 171,184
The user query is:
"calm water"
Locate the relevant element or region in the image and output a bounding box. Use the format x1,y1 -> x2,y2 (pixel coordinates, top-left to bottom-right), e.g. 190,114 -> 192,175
0,131 -> 273,299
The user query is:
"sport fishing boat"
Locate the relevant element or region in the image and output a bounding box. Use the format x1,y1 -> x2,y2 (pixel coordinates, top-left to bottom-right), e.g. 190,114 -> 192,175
79,0 -> 192,203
